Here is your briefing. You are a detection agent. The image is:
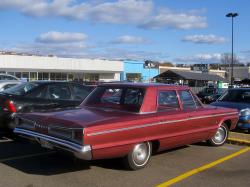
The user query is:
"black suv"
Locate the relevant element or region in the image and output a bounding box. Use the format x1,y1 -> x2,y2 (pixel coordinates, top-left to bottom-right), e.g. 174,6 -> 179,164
0,81 -> 95,130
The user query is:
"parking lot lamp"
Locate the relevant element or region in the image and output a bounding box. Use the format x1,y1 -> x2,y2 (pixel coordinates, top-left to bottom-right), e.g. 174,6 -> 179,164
226,12 -> 238,87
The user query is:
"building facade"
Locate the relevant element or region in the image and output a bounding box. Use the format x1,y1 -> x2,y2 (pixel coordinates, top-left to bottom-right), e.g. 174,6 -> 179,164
0,54 -> 123,82
121,60 -> 159,82
226,66 -> 250,81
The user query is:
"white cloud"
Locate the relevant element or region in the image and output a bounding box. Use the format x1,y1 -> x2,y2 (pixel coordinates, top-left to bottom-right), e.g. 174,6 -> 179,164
87,0 -> 153,24
0,0 -> 153,23
36,31 -> 88,43
111,35 -> 150,44
139,9 -> 207,29
182,34 -> 226,44
0,0 -> 207,30
176,53 -> 222,63
95,48 -> 168,60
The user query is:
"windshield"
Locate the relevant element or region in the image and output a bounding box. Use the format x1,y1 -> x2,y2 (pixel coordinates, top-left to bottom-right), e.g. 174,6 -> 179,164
83,86 -> 145,113
3,82 -> 40,95
218,89 -> 250,103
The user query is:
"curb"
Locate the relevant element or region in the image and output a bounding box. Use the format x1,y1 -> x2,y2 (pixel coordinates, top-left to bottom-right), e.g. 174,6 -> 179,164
227,138 -> 250,146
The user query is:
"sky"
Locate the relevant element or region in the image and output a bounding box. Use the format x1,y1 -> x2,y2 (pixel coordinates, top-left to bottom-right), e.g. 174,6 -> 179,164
0,0 -> 249,64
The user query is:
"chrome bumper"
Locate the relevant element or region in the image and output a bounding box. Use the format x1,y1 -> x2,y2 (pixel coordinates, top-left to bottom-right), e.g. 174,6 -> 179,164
14,128 -> 92,160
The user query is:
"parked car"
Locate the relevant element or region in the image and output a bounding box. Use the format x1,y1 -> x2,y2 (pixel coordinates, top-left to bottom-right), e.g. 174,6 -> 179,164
211,88 -> 250,133
0,81 -> 95,130
0,80 -> 21,92
0,74 -> 19,81
197,87 -> 226,104
14,83 -> 238,170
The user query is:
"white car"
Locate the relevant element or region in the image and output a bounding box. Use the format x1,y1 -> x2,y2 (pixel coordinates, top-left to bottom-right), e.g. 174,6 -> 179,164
0,74 -> 19,81
0,81 -> 22,92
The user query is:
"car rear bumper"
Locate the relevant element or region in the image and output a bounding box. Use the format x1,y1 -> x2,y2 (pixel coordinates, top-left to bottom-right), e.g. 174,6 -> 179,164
14,128 -> 92,160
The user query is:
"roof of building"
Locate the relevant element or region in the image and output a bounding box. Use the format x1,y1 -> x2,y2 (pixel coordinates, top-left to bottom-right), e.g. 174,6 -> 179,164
154,69 -> 228,82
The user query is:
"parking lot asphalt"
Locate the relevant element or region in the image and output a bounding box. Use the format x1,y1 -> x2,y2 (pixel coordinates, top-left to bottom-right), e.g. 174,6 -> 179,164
0,135 -> 249,187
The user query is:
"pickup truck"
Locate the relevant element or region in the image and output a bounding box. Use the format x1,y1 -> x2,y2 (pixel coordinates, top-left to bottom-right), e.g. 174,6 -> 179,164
14,83 -> 239,170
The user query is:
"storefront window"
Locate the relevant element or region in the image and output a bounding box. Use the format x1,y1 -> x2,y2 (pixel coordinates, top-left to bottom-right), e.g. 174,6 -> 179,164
84,74 -> 99,82
126,73 -> 141,82
30,72 -> 37,81
15,72 -> 21,79
62,73 -> 67,80
21,72 -> 29,81
55,73 -> 61,80
68,73 -> 74,81
42,73 -> 49,80
50,73 -> 56,80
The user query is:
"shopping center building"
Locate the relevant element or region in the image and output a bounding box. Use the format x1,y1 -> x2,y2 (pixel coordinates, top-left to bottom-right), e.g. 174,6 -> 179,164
0,54 -> 123,82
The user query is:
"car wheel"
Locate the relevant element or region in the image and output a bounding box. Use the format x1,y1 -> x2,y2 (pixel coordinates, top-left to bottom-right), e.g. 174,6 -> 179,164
123,142 -> 152,170
207,123 -> 228,146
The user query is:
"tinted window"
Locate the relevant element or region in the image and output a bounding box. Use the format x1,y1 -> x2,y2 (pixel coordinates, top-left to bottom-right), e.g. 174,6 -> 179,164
179,90 -> 196,109
71,85 -> 95,100
219,89 -> 250,103
48,84 -> 71,100
84,87 -> 144,112
158,91 -> 179,111
3,82 -> 40,95
26,85 -> 48,99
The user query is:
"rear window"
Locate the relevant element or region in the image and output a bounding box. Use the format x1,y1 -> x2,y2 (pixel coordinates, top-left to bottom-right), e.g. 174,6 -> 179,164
71,85 -> 95,100
3,82 -> 40,95
84,86 -> 144,112
219,89 -> 250,103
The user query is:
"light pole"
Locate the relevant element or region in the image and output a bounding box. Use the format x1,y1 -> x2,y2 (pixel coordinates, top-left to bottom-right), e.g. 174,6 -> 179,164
226,12 -> 238,87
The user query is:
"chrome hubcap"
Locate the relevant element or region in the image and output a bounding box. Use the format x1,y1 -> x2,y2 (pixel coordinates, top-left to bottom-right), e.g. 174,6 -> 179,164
132,143 -> 150,166
213,126 -> 226,143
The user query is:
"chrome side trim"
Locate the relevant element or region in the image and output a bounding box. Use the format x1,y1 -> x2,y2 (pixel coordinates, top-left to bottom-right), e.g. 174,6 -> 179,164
14,128 -> 92,160
87,112 -> 239,137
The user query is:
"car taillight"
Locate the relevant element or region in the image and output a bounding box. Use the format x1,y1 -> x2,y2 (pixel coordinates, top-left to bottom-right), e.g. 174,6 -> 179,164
4,100 -> 17,113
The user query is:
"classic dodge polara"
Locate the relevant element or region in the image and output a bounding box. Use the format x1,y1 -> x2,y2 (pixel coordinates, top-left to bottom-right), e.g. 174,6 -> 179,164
14,83 -> 239,170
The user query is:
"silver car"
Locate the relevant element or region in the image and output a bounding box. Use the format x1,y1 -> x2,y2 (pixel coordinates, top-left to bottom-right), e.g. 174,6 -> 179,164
0,81 -> 22,92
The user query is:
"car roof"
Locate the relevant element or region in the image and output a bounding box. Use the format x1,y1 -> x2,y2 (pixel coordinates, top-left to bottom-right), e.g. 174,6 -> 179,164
98,82 -> 189,90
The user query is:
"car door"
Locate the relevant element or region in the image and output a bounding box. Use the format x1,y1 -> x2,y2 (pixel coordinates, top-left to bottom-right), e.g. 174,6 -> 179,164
156,89 -> 194,150
177,90 -> 214,142
47,83 -> 75,108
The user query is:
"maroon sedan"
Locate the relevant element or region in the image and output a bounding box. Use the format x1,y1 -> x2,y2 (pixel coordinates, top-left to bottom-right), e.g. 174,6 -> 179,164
14,83 -> 239,170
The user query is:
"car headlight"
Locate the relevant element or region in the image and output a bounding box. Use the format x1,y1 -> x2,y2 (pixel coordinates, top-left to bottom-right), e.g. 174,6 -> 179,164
239,108 -> 250,116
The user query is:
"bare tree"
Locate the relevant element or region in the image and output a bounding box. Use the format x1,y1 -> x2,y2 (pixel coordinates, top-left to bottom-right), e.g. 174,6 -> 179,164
220,53 -> 240,69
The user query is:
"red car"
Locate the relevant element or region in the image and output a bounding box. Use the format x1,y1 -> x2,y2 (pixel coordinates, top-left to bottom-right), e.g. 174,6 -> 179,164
14,83 -> 239,170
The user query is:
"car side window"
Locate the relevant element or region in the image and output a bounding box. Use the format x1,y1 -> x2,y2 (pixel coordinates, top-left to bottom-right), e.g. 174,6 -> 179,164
157,91 -> 180,111
193,94 -> 202,107
48,84 -> 71,100
26,85 -> 48,99
179,90 -> 196,110
71,85 -> 94,100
